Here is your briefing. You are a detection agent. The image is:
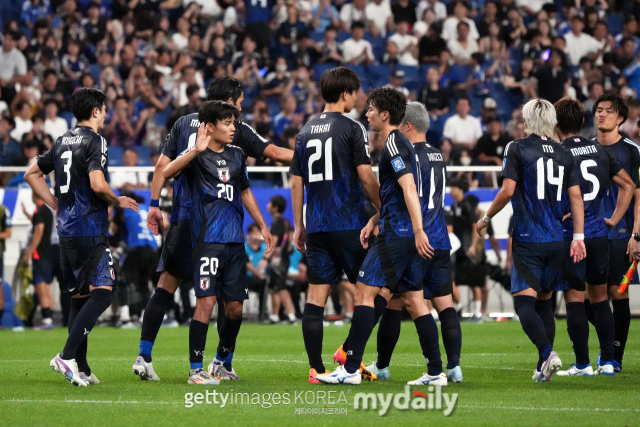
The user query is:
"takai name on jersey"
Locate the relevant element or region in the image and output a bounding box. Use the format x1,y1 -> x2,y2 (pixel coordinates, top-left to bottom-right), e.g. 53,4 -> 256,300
310,124 -> 331,134
569,145 -> 598,156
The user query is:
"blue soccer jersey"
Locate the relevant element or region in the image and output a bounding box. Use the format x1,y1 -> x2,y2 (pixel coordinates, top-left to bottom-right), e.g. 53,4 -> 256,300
246,0 -> 274,23
182,144 -> 250,246
502,134 -> 580,244
37,125 -> 109,237
289,112 -> 371,234
599,137 -> 640,240
161,115 -> 270,223
121,204 -> 158,249
378,130 -> 419,237
561,136 -> 622,239
414,142 -> 452,250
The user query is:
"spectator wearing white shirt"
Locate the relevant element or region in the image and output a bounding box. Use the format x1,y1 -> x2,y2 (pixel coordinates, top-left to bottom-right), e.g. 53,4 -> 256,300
365,0 -> 393,37
388,21 -> 419,66
171,17 -> 191,51
43,99 -> 68,142
447,21 -> 479,65
0,31 -> 30,105
416,0 -> 447,22
564,15 -> 603,67
413,8 -> 436,38
11,101 -> 33,142
443,97 -> 483,150
342,22 -> 375,65
110,149 -> 149,189
442,2 -> 479,41
516,0 -> 549,17
340,0 -> 367,32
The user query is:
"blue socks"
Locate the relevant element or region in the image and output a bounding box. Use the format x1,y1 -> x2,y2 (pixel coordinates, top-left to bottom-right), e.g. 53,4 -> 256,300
139,340 -> 154,363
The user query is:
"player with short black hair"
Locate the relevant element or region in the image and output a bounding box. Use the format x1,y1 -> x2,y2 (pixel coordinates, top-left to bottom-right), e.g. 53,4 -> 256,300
552,97 -> 635,377
290,67 -> 382,383
593,92 -> 640,373
25,87 -> 139,386
134,77 -> 293,381
476,98 -> 586,383
163,100 -> 275,385
317,88 -> 444,386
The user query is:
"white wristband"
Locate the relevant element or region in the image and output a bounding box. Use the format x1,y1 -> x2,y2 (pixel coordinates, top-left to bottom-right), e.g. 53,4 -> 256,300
573,233 -> 584,241
482,215 -> 492,223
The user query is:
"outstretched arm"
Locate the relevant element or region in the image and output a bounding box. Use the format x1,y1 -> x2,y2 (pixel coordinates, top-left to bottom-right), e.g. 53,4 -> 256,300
241,187 -> 275,256
263,144 -> 294,164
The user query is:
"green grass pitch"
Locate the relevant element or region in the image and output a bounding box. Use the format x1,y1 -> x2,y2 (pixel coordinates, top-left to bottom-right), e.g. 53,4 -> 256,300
1,320 -> 638,426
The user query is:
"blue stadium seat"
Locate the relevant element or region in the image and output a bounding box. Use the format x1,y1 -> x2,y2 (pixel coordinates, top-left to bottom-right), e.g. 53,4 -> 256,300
267,97 -> 282,116
368,64 -> 391,88
60,111 -> 75,128
153,105 -> 173,129
108,145 -> 124,166
397,65 -> 422,92
134,146 -> 152,166
309,31 -> 324,43
608,15 -> 623,37
336,31 -> 351,43
312,63 -> 335,81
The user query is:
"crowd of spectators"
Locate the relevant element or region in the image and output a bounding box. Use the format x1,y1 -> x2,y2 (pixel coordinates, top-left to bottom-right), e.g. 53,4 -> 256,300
1,0 -> 640,187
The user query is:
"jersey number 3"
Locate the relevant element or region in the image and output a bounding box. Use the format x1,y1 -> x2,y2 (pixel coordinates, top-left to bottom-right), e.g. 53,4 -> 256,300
308,138 -> 333,182
60,151 -> 73,194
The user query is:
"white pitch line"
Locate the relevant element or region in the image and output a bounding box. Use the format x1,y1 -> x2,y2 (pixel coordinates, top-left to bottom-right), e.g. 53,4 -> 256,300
459,405 -> 640,413
1,398 -> 177,405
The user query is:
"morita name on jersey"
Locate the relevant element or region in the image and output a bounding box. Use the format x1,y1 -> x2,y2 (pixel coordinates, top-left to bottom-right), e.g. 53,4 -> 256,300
569,145 -> 597,156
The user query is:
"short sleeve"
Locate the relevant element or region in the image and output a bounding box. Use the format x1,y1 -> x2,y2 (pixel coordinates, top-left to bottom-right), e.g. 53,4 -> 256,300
606,149 -> 623,179
501,141 -> 520,182
160,117 -> 183,160
240,156 -> 250,191
239,121 -> 271,159
86,134 -> 107,174
630,145 -> 640,189
350,121 -> 371,168
37,147 -> 55,175
289,134 -> 304,177
388,139 -> 414,181
32,208 -> 45,226
442,117 -> 455,140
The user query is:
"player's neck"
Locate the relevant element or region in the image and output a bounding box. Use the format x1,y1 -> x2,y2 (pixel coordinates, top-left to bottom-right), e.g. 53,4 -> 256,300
378,123 -> 398,143
406,132 -> 427,144
557,132 -> 580,141
324,103 -> 345,114
77,120 -> 99,133
597,129 -> 621,146
209,140 -> 226,153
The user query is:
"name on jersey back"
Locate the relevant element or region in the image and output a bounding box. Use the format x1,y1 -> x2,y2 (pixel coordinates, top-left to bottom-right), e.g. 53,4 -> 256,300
427,152 -> 444,161
62,136 -> 83,145
569,145 -> 597,156
311,124 -> 331,134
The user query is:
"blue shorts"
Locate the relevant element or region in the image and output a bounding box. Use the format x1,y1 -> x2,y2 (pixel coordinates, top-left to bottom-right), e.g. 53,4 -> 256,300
157,220 -> 193,282
421,250 -> 452,299
358,233 -> 423,293
59,236 -> 114,296
306,230 -> 368,285
193,242 -> 247,301
608,238 -> 637,287
510,241 -> 563,293
33,258 -> 54,284
557,237 -> 608,292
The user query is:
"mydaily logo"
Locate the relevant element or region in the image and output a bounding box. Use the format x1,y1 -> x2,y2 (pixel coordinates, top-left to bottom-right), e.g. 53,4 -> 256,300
354,385 -> 457,416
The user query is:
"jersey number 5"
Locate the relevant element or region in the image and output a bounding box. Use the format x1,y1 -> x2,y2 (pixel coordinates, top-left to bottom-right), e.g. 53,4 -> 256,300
536,158 -> 564,201
580,160 -> 599,201
308,138 -> 333,182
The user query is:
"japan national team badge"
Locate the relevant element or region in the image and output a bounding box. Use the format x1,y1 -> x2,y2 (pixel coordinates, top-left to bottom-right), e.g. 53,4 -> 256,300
110,268 -> 115,280
200,277 -> 210,291
218,168 -> 230,182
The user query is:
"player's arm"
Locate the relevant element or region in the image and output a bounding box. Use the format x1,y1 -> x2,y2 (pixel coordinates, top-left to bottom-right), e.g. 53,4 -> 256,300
24,163 -> 58,212
627,151 -> 640,261
241,188 -> 275,256
567,185 -> 586,263
263,144 -> 294,164
163,123 -> 209,179
89,170 -> 139,212
361,211 -> 380,249
290,174 -> 306,253
241,121 -> 294,164
356,164 -> 381,210
147,154 -> 170,235
398,173 -> 434,259
605,168 -> 634,229
476,178 -> 515,235
23,222 -> 44,265
353,124 -> 381,210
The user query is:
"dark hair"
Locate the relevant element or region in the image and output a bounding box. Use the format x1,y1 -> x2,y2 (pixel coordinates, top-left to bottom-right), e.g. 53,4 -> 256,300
44,98 -> 59,108
1,114 -> 15,128
255,121 -> 271,138
486,115 -> 502,124
325,24 -> 338,33
207,76 -> 243,104
623,16 -> 636,25
198,100 -> 239,126
457,96 -> 471,106
593,93 -> 629,126
471,52 -> 484,64
269,195 -> 287,213
43,69 -> 57,79
247,223 -> 260,234
16,100 -> 30,112
186,83 -> 201,98
351,21 -> 365,31
87,2 -> 100,10
281,126 -> 299,141
5,30 -> 21,41
570,15 -> 584,24
71,87 -> 107,122
450,178 -> 469,193
367,87 -> 407,126
554,97 -> 584,135
457,20 -> 470,30
620,36 -> 635,48
319,67 -> 360,103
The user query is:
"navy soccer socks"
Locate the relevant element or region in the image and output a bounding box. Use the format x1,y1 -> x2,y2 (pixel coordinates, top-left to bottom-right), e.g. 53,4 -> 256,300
60,289 -> 112,361
302,303 -> 325,373
414,314 -> 443,376
439,307 -> 462,369
513,296 -> 552,367
345,305 -> 375,374
592,300 -> 615,363
139,287 -> 174,363
189,319 -> 209,370
612,298 -> 630,364
376,308 -> 402,369
565,302 -> 590,366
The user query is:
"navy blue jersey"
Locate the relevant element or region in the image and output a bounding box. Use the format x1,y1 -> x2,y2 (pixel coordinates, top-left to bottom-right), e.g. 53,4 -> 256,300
246,0 -> 274,23
37,125 -> 109,238
502,134 -> 580,244
160,115 -> 270,223
122,204 -> 158,249
378,130 -> 419,237
561,136 -> 622,239
599,137 -> 640,240
414,142 -> 451,250
289,112 -> 370,234
182,144 -> 250,246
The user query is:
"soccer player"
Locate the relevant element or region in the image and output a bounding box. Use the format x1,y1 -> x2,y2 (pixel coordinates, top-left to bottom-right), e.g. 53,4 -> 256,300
133,77 -> 292,381
162,100 -> 274,385
316,88 -> 446,386
365,102 -> 462,383
24,87 -> 139,386
592,93 -> 640,373
476,98 -> 586,383
289,67 -> 381,383
552,98 -> 634,377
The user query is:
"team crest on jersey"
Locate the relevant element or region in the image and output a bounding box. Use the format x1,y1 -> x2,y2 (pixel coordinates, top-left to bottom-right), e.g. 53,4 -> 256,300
110,268 -> 115,280
200,277 -> 210,290
574,138 -> 580,142
218,168 -> 230,182
541,136 -> 547,140
320,114 -> 326,119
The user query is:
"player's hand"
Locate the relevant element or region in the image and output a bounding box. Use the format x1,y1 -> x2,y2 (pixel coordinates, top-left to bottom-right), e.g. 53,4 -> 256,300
570,239 -> 586,263
360,220 -> 376,249
476,219 -> 488,235
466,245 -> 476,257
627,236 -> 636,262
415,229 -> 435,259
294,226 -> 306,254
22,249 -> 32,266
195,123 -> 210,153
147,206 -> 164,236
118,196 -> 140,212
262,228 -> 276,256
604,217 -> 615,230
633,240 -> 640,263
562,213 -> 571,222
